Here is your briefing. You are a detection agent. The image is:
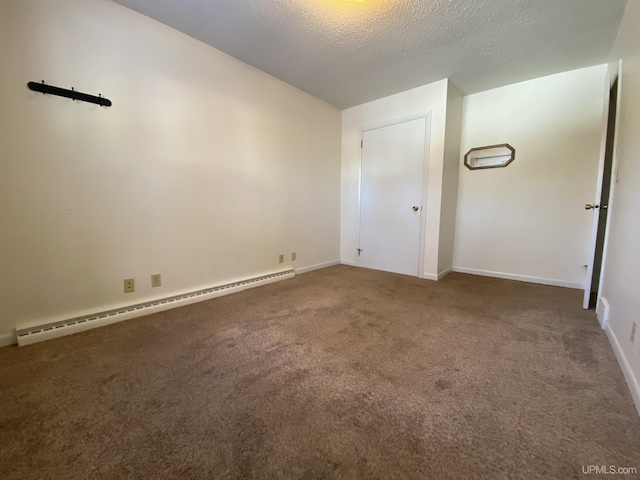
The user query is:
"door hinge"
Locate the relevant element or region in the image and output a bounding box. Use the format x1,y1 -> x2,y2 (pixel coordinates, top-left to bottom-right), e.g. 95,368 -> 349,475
360,140 -> 363,148
357,248 -> 363,256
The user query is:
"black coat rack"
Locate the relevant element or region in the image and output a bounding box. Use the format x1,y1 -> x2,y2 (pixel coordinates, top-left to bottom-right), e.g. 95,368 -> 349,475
27,81 -> 112,107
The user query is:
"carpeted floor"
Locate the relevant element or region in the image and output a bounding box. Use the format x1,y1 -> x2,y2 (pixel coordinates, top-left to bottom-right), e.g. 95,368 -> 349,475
1,266 -> 638,479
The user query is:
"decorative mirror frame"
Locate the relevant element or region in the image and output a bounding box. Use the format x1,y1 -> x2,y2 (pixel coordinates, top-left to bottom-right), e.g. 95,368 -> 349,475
464,143 -> 515,170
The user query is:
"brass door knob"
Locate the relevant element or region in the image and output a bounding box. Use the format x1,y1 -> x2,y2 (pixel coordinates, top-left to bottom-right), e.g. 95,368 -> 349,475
585,204 -> 599,210
412,206 -> 419,211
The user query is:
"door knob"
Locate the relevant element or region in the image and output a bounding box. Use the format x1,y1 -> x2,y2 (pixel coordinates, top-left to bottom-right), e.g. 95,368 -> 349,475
585,204 -> 599,210
412,206 -> 419,211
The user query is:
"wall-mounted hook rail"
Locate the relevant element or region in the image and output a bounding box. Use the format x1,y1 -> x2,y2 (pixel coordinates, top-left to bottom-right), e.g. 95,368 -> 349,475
27,81 -> 112,107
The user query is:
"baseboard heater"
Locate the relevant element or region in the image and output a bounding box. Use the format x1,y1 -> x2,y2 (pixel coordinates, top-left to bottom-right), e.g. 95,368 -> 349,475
16,269 -> 295,347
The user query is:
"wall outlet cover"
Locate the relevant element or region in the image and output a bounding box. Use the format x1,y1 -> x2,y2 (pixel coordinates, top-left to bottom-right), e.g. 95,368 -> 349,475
151,273 -> 161,288
291,252 -> 297,261
278,254 -> 284,264
124,278 -> 135,293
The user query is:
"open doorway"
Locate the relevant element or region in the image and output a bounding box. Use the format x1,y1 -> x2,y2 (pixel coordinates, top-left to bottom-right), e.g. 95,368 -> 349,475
584,75 -> 618,309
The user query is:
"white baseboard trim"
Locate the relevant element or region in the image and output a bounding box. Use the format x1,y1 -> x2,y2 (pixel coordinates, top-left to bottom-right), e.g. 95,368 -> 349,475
0,332 -> 17,347
422,268 -> 453,281
295,260 -> 341,275
15,269 -> 295,347
340,260 -> 356,267
597,297 -> 610,329
605,324 -> 640,416
452,267 -> 583,289
438,268 -> 452,280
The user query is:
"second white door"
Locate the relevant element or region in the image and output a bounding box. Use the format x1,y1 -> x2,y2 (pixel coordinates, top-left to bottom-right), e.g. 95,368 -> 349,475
358,117 -> 427,277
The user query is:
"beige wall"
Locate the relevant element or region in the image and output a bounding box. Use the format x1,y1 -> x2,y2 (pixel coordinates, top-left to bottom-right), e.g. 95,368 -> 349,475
600,1 -> 640,414
340,79 -> 450,278
438,82 -> 463,275
0,0 -> 342,341
453,65 -> 607,288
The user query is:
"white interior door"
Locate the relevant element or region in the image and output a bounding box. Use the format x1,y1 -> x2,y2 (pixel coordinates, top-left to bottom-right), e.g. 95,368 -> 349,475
358,117 -> 426,277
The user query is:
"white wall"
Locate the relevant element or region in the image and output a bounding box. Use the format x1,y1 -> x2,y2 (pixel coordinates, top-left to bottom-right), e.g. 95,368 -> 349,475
438,82 -> 463,276
341,79 -> 450,278
0,0 -> 341,342
453,66 -> 607,288
600,1 -> 640,415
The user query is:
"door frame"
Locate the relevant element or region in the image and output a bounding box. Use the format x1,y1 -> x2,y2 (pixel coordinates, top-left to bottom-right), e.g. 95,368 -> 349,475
583,61 -> 622,317
355,112 -> 432,279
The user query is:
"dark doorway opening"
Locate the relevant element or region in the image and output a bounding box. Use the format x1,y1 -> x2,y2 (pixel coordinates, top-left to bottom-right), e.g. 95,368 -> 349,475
589,76 -> 618,309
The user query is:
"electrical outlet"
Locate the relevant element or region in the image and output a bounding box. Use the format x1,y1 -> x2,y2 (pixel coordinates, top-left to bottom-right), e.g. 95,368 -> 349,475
632,321 -> 637,343
291,252 -> 296,261
278,254 -> 284,264
151,273 -> 161,288
124,278 -> 135,293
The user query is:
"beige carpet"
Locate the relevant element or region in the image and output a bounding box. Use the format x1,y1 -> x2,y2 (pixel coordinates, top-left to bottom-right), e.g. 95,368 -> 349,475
1,266 -> 638,479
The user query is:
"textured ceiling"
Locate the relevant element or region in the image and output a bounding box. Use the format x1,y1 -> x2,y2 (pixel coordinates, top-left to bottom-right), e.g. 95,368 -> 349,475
111,0 -> 627,108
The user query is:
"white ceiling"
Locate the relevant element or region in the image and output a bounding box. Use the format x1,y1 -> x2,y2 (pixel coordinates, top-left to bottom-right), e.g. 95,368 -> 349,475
111,0 -> 627,108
